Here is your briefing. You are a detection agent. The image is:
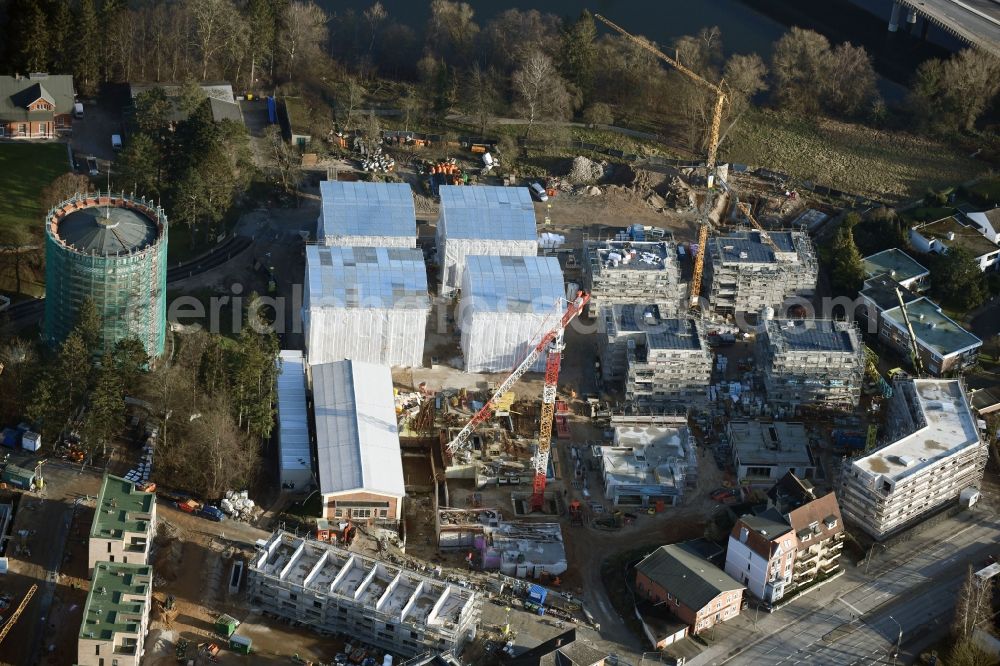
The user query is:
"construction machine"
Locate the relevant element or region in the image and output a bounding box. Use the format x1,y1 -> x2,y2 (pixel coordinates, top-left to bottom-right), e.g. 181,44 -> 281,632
0,584 -> 37,645
447,292 -> 591,511
894,288 -> 925,376
595,13 -> 727,187
688,222 -> 710,309
735,201 -> 781,254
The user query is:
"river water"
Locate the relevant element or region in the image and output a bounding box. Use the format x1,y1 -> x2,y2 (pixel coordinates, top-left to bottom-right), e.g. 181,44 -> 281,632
323,0 -> 965,99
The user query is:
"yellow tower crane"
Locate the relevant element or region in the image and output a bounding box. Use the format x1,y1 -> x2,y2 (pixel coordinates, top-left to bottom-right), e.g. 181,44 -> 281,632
594,14 -> 728,186
0,584 -> 38,645
735,201 -> 781,253
895,288 -> 925,376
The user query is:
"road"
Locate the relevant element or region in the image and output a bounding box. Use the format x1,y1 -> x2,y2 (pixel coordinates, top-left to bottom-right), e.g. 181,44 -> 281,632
695,511 -> 1000,665
896,0 -> 1000,56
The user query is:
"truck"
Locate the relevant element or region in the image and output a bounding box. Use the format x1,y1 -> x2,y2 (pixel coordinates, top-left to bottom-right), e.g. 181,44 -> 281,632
198,505 -> 225,522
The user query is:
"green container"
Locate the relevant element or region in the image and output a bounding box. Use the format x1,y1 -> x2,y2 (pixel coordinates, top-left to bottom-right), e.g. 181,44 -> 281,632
215,614 -> 239,638
229,634 -> 252,654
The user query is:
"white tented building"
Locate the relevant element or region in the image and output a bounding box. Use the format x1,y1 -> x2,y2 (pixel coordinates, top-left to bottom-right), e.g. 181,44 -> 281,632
437,186 -> 538,295
312,360 -> 406,523
276,350 -> 312,491
317,181 -> 416,247
459,255 -> 565,373
304,245 -> 429,367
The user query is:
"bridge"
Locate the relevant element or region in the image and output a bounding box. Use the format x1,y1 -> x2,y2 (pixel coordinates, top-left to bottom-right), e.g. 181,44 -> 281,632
887,0 -> 1000,55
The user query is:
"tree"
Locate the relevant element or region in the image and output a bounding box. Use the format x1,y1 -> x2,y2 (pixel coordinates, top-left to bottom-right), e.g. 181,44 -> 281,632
826,222 -> 865,297
946,565 -> 998,666
244,0 -> 276,89
425,0 -> 479,65
111,338 -> 150,389
0,338 -> 37,424
49,0 -> 74,73
177,79 -> 208,118
931,247 -> 987,310
263,125 -> 301,194
339,74 -> 367,129
116,133 -> 162,197
481,9 -> 561,74
7,0 -> 49,73
82,354 -> 124,458
40,172 -> 91,211
461,63 -> 501,136
560,10 -> 598,101
0,226 -> 39,296
910,49 -> 1000,134
851,207 -> 907,256
279,1 -> 328,80
363,2 -> 388,57
582,102 -> 613,127
771,27 -> 831,116
75,297 -> 102,352
57,331 -> 92,414
823,42 -> 878,117
74,0 -> 100,96
512,51 -> 574,142
188,0 -> 238,80
722,53 -> 768,123
134,88 -> 172,138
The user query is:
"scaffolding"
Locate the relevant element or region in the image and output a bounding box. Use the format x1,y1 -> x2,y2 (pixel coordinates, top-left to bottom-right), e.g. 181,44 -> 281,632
705,231 -> 817,314
584,239 -> 684,316
44,191 -> 168,359
247,531 -> 480,657
757,319 -> 865,412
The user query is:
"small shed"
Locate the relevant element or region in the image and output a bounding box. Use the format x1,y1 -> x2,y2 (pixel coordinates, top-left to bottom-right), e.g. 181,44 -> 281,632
1,464 -> 35,490
229,634 -> 252,654
215,613 -> 239,638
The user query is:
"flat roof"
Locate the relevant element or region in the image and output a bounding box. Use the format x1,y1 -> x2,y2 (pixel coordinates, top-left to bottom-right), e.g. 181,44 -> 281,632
277,350 -> 310,475
91,474 -> 155,540
463,255 -> 564,314
854,379 -> 980,481
764,319 -> 858,354
882,297 -> 982,358
590,240 -> 676,273
319,181 -> 416,240
439,185 -> 537,241
646,319 -> 704,350
312,360 -> 405,498
916,216 -> 1000,258
79,562 -> 151,641
306,246 -> 429,309
711,231 -> 799,264
603,425 -> 691,492
863,248 -> 930,282
861,275 -> 922,313
728,421 -> 814,467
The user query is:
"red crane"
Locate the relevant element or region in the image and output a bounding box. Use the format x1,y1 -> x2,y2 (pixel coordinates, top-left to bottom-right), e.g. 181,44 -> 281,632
447,291 -> 591,510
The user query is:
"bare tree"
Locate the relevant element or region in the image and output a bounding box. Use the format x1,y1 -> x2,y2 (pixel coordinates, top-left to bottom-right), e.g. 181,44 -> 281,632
40,173 -> 91,211
187,0 -> 238,80
364,2 -> 388,56
280,1 -> 328,80
339,74 -> 367,129
953,565 -> 994,640
263,125 -> 301,195
771,27 -> 832,116
512,50 -> 574,142
461,62 -> 501,136
823,43 -> 878,117
425,0 -> 479,64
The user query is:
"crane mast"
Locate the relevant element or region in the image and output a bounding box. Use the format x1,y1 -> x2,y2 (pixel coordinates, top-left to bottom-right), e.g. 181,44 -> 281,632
0,584 -> 37,645
446,292 -> 591,461
894,288 -> 925,375
688,222 -> 710,308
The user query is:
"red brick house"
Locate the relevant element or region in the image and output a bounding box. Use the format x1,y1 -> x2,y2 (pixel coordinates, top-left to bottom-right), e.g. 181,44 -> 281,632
635,542 -> 745,635
0,73 -> 75,138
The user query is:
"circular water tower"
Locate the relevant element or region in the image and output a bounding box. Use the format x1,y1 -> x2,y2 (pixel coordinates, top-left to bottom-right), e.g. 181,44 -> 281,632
44,191 -> 168,359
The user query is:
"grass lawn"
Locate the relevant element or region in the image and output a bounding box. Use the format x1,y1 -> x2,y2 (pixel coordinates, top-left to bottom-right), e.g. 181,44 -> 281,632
0,142 -> 72,238
724,109 -> 986,201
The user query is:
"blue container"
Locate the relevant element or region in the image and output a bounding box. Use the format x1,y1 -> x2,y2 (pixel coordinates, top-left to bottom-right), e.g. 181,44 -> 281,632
266,96 -> 278,124
527,584 -> 547,605
1,428 -> 19,448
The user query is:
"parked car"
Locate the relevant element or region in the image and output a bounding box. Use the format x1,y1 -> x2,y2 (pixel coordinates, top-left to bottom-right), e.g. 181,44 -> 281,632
530,182 -> 549,202
198,505 -> 225,522
86,156 -> 99,177
111,134 -> 122,152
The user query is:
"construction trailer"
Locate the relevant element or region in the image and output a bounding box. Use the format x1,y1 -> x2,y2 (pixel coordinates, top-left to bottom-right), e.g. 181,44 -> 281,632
317,181 -> 417,248
436,185 -> 538,296
756,319 -> 865,413
276,350 -> 312,491
839,378 -> 988,541
248,531 -> 480,657
705,231 -> 817,315
584,239 -> 685,316
304,246 -> 430,367
458,255 -> 565,373
599,415 -> 698,507
621,317 -> 713,412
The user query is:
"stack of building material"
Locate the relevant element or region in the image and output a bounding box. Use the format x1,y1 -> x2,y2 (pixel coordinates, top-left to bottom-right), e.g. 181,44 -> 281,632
304,246 -> 429,367
436,185 -> 538,295
459,255 -> 565,373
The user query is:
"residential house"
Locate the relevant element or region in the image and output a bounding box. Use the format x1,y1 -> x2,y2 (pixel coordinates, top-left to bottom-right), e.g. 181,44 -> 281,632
862,248 -> 930,292
910,215 -> 1000,272
767,473 -> 845,594
858,275 -> 981,376
88,474 -> 156,575
128,82 -> 243,125
0,73 -> 74,138
77,562 -> 152,666
634,542 -> 744,635
723,513 -> 796,604
962,207 -> 1000,244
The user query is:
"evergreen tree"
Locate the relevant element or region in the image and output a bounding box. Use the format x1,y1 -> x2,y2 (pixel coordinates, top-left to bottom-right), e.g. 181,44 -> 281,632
931,247 -> 987,310
74,0 -> 100,96
560,10 -> 598,101
8,0 -> 50,72
76,297 -> 102,352
111,338 -> 149,389
827,222 -> 865,297
115,133 -> 162,197
49,0 -> 73,73
82,354 -> 125,458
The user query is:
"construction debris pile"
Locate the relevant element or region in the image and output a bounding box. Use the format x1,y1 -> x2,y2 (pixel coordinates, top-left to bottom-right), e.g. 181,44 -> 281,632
220,490 -> 262,522
360,146 -> 395,174
567,156 -> 606,184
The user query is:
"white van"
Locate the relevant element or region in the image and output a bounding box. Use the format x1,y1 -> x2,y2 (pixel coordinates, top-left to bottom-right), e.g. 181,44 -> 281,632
111,134 -> 122,151
530,182 -> 549,202
73,102 -> 84,119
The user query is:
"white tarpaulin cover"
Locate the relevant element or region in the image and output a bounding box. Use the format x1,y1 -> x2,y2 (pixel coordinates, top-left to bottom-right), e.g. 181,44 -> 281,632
312,360 -> 405,498
460,255 -> 565,372
276,350 -> 312,489
436,185 -> 538,294
317,181 -> 416,247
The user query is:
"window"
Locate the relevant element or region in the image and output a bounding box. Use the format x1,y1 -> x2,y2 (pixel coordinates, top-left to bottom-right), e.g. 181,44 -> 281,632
96,646 -> 101,655
334,509 -> 343,518
109,555 -> 115,562
379,509 -> 388,518
107,542 -> 112,553
352,508 -> 372,519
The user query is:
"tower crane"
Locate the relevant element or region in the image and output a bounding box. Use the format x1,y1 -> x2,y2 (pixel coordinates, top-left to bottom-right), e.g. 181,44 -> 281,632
688,222 -> 710,309
0,584 -> 37,645
447,292 -> 591,511
735,201 -> 781,254
894,288 -> 925,376
594,14 -> 728,186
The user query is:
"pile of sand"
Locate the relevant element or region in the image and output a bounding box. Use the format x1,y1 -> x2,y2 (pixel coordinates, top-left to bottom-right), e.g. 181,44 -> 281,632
567,156 -> 605,184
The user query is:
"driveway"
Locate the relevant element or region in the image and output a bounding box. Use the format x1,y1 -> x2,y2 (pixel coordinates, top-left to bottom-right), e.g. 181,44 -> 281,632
70,98 -> 124,167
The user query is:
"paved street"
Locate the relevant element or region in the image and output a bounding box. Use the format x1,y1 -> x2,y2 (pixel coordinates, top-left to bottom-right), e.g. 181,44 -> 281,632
688,509 -> 1000,665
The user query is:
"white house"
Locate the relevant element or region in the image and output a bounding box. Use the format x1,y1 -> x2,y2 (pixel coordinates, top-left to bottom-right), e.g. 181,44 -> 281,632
723,514 -> 796,604
963,208 -> 1000,243
909,215 -> 1000,272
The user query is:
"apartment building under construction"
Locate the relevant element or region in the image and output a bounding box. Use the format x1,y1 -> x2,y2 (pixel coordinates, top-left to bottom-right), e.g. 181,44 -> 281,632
584,239 -> 685,316
757,319 -> 865,413
247,531 -> 480,657
705,231 -> 818,314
